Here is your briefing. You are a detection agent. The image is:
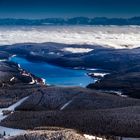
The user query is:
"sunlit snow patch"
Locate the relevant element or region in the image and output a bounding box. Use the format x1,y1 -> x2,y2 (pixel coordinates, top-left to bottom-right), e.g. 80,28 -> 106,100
61,47 -> 93,53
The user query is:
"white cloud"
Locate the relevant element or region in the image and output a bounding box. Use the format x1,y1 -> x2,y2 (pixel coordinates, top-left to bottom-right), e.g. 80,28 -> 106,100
0,25 -> 140,49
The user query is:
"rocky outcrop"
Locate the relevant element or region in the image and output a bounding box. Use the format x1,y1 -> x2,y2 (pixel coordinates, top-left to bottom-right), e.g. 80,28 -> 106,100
0,61 -> 46,108
9,128 -> 87,140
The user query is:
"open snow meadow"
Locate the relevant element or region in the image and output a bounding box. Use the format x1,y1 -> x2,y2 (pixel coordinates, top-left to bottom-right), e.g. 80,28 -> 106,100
0,25 -> 140,49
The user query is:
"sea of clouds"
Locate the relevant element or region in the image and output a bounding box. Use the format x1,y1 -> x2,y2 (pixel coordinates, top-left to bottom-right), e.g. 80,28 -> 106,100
0,25 -> 140,49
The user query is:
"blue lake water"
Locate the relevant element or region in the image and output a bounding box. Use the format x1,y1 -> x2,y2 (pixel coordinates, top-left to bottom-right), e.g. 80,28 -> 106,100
10,56 -> 96,87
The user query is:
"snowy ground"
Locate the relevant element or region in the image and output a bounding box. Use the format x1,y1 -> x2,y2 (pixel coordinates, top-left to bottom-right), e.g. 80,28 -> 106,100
0,25 -> 140,49
0,96 -> 29,138
84,134 -> 106,140
84,134 -> 140,140
91,72 -> 109,77
60,100 -> 73,110
61,47 -> 94,53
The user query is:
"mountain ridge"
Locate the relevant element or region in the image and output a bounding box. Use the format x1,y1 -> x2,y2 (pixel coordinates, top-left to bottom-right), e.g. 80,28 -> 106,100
1,17 -> 140,25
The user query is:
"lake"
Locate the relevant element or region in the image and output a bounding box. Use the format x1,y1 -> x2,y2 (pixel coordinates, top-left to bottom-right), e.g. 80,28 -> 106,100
10,56 -> 96,87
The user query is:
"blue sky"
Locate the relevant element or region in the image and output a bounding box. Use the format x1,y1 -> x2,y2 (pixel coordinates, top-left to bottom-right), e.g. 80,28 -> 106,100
0,0 -> 140,18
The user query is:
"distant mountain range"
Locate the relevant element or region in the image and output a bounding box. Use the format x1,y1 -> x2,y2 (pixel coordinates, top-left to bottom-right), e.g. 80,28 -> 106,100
0,17 -> 140,25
